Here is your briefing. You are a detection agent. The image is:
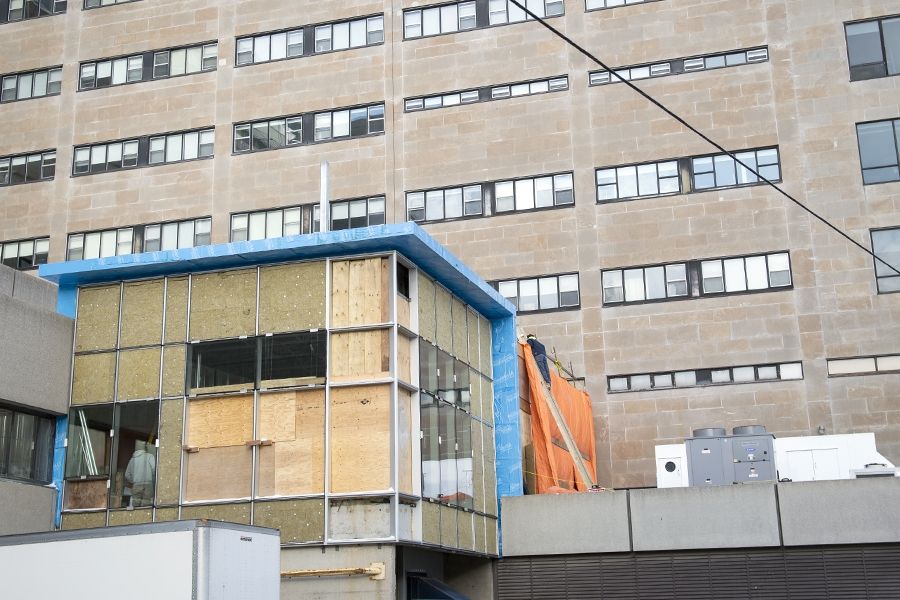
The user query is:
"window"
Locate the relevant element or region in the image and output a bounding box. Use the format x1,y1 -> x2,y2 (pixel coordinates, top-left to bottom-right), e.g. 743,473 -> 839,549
845,15 -> 900,81
404,1 -> 477,39
590,46 -> 769,86
857,118 -> 900,184
691,147 -> 780,190
151,43 -> 217,79
74,129 -> 212,176
79,43 -> 216,91
872,227 -> 900,293
72,140 -> 138,175
79,55 -> 142,90
0,150 -> 55,186
602,251 -> 791,305
0,237 -> 49,270
495,173 -> 574,212
828,352 -> 900,376
143,218 -> 211,252
494,273 -> 580,312
608,361 -> 803,393
148,128 -> 215,165
230,204 -> 320,241
596,160 -> 680,201
1,67 -> 61,103
5,0 -> 66,23
488,0 -> 564,25
66,217 -> 211,260
586,0 -> 656,10
261,331 -> 328,386
330,196 -> 386,231
85,0 -> 139,8
64,404 -> 114,480
314,104 -> 384,141
312,15 -> 384,53
404,75 -> 568,113
236,28 -> 303,65
406,185 -> 483,222
0,404 -> 55,484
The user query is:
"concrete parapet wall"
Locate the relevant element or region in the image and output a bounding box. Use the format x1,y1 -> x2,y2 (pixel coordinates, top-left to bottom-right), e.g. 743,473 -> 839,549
0,479 -> 56,535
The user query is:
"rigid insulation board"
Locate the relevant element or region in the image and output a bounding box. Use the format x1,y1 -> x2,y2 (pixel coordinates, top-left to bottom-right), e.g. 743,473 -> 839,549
451,298 -> 468,363
398,390 -> 414,495
61,511 -> 106,530
180,502 -> 251,524
258,261 -> 326,333
189,269 -> 257,340
162,345 -> 186,397
329,497 -> 392,540
330,257 -> 390,327
417,271 -> 436,342
119,279 -> 164,348
184,445 -> 253,502
117,347 -> 161,400
329,385 -> 391,493
422,501 -> 440,545
469,370 -> 482,420
472,421 -> 485,514
74,284 -> 120,352
457,510 -> 475,551
71,352 -> 117,405
434,285 -> 452,352
330,329 -> 390,382
486,517 -> 498,555
154,507 -> 178,522
474,514 -> 487,554
64,480 -> 109,510
108,508 -> 153,526
439,504 -> 458,548
163,276 -> 188,343
257,390 -> 325,496
481,375 -> 495,424
466,308 -> 480,372
157,398 -> 184,506
254,499 -> 325,543
478,314 -> 492,377
187,395 -> 253,448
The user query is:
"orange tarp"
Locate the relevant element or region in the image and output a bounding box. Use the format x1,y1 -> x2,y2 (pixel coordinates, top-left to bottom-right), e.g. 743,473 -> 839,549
521,341 -> 597,494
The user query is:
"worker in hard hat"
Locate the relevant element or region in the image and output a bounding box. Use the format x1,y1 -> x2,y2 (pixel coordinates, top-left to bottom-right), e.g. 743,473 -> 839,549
526,334 -> 551,384
124,439 -> 157,508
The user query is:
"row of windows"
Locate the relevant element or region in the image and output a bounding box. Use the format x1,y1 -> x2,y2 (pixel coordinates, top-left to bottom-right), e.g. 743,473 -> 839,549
827,353 -> 900,377
72,127 -> 213,175
231,204 -> 320,242
65,217 -> 211,261
857,118 -> 900,185
4,0 -> 66,23
406,172 -> 574,223
1,237 -> 49,270
1,66 -> 62,102
0,150 -> 56,186
79,43 -> 217,90
845,15 -> 900,81
608,361 -> 804,393
0,403 -> 55,485
601,251 -> 792,305
84,0 -> 136,8
493,273 -> 580,312
402,0 -> 563,40
404,75 -> 568,113
148,129 -> 215,165
585,0 -> 656,11
589,47 -> 769,86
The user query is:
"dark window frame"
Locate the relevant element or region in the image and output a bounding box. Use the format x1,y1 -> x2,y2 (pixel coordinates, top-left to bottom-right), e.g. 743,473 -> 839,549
2,0 -> 66,25
607,361 -> 804,393
402,0 -> 564,42
0,401 -> 56,485
65,215 -> 212,261
584,0 -> 663,13
77,40 -> 218,92
490,272 -> 581,314
229,203 -> 320,242
403,74 -> 569,113
870,226 -> 900,294
72,126 -> 215,178
856,117 -> 900,186
0,235 -> 50,270
83,0 -> 141,10
0,65 -> 63,104
329,195 -> 386,231
589,46 -> 769,87
844,14 -> 900,82
595,157 -> 683,203
689,146 -> 782,193
0,149 -> 56,187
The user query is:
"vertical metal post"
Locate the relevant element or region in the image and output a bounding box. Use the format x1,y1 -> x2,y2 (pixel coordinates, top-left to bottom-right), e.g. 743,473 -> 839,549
178,274 -> 193,521
390,253 -> 400,542
323,258 -> 332,543
319,161 -> 329,233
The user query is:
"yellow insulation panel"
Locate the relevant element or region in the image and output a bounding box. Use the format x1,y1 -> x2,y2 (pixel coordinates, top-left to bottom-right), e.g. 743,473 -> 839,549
254,499 -> 325,543
422,501 -> 441,545
71,352 -> 116,405
162,345 -> 186,398
434,285 -> 452,352
439,504 -> 458,548
157,398 -> 184,506
181,502 -> 251,524
117,347 -> 161,401
75,284 -> 120,352
164,277 -> 188,344
189,269 -> 257,340
417,272 -> 436,343
61,511 -> 107,530
258,261 -> 326,333
120,279 -> 164,348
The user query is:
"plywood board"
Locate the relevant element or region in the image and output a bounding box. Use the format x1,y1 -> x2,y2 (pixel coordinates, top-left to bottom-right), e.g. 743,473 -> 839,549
254,499 -> 325,543
330,259 -> 350,327
187,395 -> 253,448
398,390 -> 414,495
117,347 -> 161,400
434,285 -> 452,352
397,334 -> 412,385
71,352 -> 116,405
451,298 -> 468,363
457,510 -> 475,551
330,330 -> 390,382
157,398 -> 184,506
417,271 -> 436,342
440,503 -> 458,548
75,284 -> 120,352
189,269 -> 257,341
478,314 -> 492,377
164,277 -> 188,344
329,498 -> 392,540
329,385 -> 391,493
120,279 -> 164,348
397,294 -> 411,330
184,445 -> 252,502
422,501 -> 441,545
109,509 -> 153,526
162,344 -> 186,398
181,502 -> 251,524
61,511 -> 106,530
257,390 -> 325,497
258,261 -> 326,334
64,480 -> 108,510
331,258 -> 389,327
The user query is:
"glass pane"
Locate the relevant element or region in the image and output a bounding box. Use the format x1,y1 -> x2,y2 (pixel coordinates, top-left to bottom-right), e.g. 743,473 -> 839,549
497,280 -> 518,308
110,400 -> 159,509
665,263 -> 688,297
617,166 -> 638,198
165,134 -> 183,162
534,177 -> 554,207
445,188 -> 463,218
66,404 -> 114,478
745,255 -> 769,289
674,371 -> 696,387
420,343 -> 438,395
885,18 -> 900,75
872,229 -> 900,279
170,49 -> 186,76
422,7 -> 440,36
518,279 -> 539,311
177,220 -> 194,249
188,338 -> 257,392
421,394 -> 440,499
425,190 -> 444,221
438,402 -> 457,504
538,277 -> 558,309
186,47 -> 202,72
723,258 -> 747,292
350,19 -> 366,47
623,269 -> 645,302
495,181 -> 514,212
514,179 -> 534,210
637,163 -> 659,196
846,21 -> 884,67
261,331 -> 327,385
713,155 -> 736,187
858,121 -> 897,169
559,274 -> 579,306
602,270 -> 624,303
644,266 -> 666,300
701,260 -> 724,293
270,32 -> 287,60
7,413 -> 35,479
183,131 -> 199,160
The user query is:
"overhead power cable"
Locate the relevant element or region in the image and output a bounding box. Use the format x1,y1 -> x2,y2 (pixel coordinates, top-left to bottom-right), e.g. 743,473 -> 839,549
505,0 -> 900,278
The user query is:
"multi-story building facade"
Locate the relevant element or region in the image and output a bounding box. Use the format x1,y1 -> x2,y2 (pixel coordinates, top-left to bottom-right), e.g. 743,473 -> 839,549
1,0 -> 898,489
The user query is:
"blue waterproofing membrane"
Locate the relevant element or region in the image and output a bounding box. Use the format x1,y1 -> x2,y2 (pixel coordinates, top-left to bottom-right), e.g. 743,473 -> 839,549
39,223 -> 525,529
52,415 -> 67,528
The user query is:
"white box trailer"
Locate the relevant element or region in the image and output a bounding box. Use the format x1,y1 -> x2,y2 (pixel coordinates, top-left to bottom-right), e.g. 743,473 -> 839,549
0,520 -> 280,600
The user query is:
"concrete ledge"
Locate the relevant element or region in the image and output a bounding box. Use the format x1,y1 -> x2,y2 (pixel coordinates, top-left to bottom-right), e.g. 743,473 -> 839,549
0,479 -> 56,535
11,269 -> 58,311
630,484 -> 780,551
779,478 -> 900,546
500,492 -> 631,556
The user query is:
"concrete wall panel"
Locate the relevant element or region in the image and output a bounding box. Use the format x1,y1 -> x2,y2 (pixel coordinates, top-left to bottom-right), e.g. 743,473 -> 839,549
0,480 -> 56,535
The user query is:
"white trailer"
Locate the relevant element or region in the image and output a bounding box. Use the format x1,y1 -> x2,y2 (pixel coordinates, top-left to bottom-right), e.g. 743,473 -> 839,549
0,519 -> 280,600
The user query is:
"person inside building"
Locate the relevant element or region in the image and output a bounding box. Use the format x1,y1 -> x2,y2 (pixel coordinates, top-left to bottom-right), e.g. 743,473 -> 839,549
526,334 -> 552,384
124,438 -> 156,508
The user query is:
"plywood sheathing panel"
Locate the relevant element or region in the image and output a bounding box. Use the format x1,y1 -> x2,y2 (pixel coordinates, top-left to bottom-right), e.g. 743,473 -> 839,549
434,286 -> 452,352
329,385 -> 391,493
422,501 -> 440,544
439,504 -> 458,548
451,298 -> 468,363
478,314 -> 492,377
120,279 -> 164,348
397,334 -> 412,385
164,277 -> 188,344
181,502 -> 251,524
417,272 -> 436,343
471,421 -> 485,514
486,517 -> 499,555
162,345 -> 186,398
155,507 -> 178,522
61,511 -> 106,530
331,258 -> 389,328
71,352 -> 116,405
457,510 -> 475,551
397,294 -> 412,330
184,445 -> 252,502
258,261 -> 326,334
254,499 -> 325,543
482,375 -> 495,425
75,284 -> 120,352
157,398 -> 184,505
117,347 -> 161,401
109,509 -> 153,526
257,390 -> 325,497
64,480 -> 108,510
474,514 -> 486,554
330,330 -> 390,382
189,269 -> 257,341
329,498 -> 392,540
187,395 -> 253,448
398,390 -> 414,495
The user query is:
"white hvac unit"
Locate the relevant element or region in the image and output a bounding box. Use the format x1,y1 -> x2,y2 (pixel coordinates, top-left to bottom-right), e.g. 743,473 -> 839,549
774,432 -> 898,482
655,443 -> 689,488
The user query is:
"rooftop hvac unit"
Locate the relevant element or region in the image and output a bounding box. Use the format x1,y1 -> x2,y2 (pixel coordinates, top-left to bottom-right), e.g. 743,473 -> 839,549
683,425 -> 775,487
655,444 -> 689,488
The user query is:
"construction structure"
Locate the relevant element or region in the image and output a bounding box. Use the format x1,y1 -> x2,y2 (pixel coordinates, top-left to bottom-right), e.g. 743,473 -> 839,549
39,223 -> 520,598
